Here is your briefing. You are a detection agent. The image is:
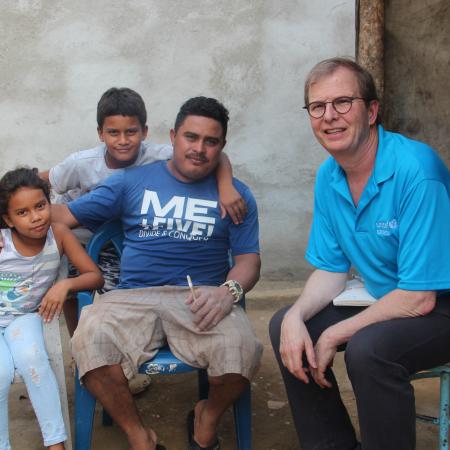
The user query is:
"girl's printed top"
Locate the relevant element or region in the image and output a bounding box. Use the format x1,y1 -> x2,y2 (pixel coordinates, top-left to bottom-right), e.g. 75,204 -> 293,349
0,227 -> 60,327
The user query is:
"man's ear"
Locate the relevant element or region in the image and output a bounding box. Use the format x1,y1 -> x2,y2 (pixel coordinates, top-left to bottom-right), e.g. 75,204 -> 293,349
170,128 -> 176,145
142,125 -> 149,140
2,214 -> 13,229
368,100 -> 380,126
97,127 -> 105,142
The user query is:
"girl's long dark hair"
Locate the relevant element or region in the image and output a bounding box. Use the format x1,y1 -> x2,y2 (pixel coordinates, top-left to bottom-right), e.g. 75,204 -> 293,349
0,167 -> 50,228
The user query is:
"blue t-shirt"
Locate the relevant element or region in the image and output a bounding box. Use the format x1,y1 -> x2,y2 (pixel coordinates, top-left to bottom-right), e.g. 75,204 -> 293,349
68,161 -> 259,289
306,126 -> 450,299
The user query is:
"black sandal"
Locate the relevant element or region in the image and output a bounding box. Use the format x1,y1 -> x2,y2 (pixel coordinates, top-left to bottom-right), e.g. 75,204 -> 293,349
187,410 -> 220,450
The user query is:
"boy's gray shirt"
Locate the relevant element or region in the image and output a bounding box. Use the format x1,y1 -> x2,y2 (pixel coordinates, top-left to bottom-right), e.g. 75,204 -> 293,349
49,142 -> 173,203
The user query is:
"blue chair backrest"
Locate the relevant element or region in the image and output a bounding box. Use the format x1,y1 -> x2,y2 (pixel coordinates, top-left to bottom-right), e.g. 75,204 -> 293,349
86,220 -> 123,264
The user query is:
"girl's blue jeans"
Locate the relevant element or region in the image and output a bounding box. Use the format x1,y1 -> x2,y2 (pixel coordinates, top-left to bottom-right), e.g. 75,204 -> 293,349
0,313 -> 67,449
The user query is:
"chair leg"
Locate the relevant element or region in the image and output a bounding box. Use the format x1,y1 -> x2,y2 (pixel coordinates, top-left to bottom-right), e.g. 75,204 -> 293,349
75,369 -> 96,450
197,369 -> 252,449
198,369 -> 209,400
233,385 -> 252,450
440,373 -> 450,450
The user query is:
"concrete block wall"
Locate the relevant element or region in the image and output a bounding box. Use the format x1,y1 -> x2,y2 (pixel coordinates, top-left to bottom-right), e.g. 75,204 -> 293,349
0,0 -> 355,280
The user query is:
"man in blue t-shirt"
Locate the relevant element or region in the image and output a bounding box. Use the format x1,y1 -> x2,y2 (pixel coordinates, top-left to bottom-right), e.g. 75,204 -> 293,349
270,58 -> 450,450
53,97 -> 262,450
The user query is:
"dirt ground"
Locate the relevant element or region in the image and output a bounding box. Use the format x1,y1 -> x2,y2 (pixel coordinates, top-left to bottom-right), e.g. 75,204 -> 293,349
9,281 -> 442,449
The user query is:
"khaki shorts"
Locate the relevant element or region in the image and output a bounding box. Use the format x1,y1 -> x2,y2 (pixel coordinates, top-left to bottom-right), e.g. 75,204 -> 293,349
71,286 -> 263,381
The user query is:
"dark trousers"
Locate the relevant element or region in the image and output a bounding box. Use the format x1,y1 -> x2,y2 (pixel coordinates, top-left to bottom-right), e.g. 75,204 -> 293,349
269,295 -> 450,450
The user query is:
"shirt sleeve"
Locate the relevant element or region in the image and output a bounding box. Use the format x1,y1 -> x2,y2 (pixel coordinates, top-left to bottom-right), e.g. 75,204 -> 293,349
305,182 -> 351,273
228,186 -> 259,255
68,171 -> 125,231
397,179 -> 450,291
49,153 -> 81,194
140,143 -> 173,164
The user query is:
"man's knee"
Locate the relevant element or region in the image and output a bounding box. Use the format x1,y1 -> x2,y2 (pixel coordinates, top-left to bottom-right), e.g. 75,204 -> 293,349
208,373 -> 248,386
71,312 -> 110,351
344,326 -> 383,378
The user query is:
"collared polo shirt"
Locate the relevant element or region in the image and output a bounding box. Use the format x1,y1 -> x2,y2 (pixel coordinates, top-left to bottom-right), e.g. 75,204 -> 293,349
306,126 -> 450,299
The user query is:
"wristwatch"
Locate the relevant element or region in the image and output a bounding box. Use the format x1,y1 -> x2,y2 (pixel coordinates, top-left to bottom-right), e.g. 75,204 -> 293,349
221,280 -> 244,303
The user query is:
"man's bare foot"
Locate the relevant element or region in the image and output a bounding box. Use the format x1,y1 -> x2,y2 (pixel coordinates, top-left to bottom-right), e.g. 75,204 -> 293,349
192,400 -> 219,448
128,427 -> 161,450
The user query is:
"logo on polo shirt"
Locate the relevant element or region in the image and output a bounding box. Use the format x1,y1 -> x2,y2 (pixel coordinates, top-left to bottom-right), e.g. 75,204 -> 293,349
375,218 -> 398,236
138,190 -> 217,241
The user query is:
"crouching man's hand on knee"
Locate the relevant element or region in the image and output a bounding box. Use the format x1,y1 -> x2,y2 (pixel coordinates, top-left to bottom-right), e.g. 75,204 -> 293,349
186,286 -> 235,331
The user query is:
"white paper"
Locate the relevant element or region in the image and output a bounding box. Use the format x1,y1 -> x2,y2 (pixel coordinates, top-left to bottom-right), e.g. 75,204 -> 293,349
332,279 -> 377,306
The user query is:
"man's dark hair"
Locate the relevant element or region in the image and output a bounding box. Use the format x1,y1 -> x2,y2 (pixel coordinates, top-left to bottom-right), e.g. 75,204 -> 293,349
304,57 -> 381,124
0,167 -> 51,227
174,97 -> 229,139
97,87 -> 147,129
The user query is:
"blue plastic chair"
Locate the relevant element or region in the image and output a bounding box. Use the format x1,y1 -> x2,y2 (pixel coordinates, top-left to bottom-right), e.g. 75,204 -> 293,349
411,365 -> 450,449
75,220 -> 252,450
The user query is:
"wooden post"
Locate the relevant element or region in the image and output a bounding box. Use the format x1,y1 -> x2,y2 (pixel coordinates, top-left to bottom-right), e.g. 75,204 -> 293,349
356,0 -> 385,103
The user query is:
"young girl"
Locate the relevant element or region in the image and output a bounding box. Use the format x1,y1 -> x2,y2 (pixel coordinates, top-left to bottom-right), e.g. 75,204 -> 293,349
0,167 -> 103,450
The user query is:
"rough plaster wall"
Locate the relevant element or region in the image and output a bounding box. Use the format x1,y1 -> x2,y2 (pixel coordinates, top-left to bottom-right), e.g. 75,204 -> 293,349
0,0 -> 354,280
384,0 -> 450,167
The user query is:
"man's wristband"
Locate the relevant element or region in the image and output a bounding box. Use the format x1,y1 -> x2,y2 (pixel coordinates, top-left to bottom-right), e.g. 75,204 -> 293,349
221,280 -> 244,304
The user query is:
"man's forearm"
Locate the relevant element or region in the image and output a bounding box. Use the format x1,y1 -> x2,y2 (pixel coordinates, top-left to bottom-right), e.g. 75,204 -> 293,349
325,289 -> 436,347
51,204 -> 80,228
227,253 -> 261,293
292,269 -> 348,322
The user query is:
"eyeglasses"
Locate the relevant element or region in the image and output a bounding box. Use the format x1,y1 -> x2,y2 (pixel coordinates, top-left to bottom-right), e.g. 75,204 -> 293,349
303,96 -> 367,119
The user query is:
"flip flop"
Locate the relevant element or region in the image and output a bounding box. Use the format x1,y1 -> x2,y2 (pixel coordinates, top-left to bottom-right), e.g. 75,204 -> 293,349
187,410 -> 220,450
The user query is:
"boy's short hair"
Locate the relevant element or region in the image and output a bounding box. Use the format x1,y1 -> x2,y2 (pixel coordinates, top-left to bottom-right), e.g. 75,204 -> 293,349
174,97 -> 229,140
97,87 -> 147,129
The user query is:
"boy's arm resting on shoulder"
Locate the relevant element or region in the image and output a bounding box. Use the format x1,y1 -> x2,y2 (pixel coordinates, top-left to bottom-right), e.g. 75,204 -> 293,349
51,204 -> 80,228
39,223 -> 103,323
217,152 -> 247,224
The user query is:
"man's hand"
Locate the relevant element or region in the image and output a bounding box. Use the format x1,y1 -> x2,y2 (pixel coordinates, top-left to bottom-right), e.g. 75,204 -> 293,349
310,330 -> 336,388
186,286 -> 235,331
219,185 -> 248,225
280,307 -> 317,383
38,280 -> 70,322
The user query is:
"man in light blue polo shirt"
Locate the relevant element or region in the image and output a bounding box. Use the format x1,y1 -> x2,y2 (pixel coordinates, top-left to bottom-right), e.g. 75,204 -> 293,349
270,58 -> 450,450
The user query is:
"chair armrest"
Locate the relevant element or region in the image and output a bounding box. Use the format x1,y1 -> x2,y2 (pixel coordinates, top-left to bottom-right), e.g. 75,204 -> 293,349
77,290 -> 94,318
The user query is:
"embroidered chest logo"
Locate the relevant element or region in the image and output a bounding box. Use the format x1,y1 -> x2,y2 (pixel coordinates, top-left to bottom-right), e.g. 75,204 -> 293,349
375,219 -> 398,236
